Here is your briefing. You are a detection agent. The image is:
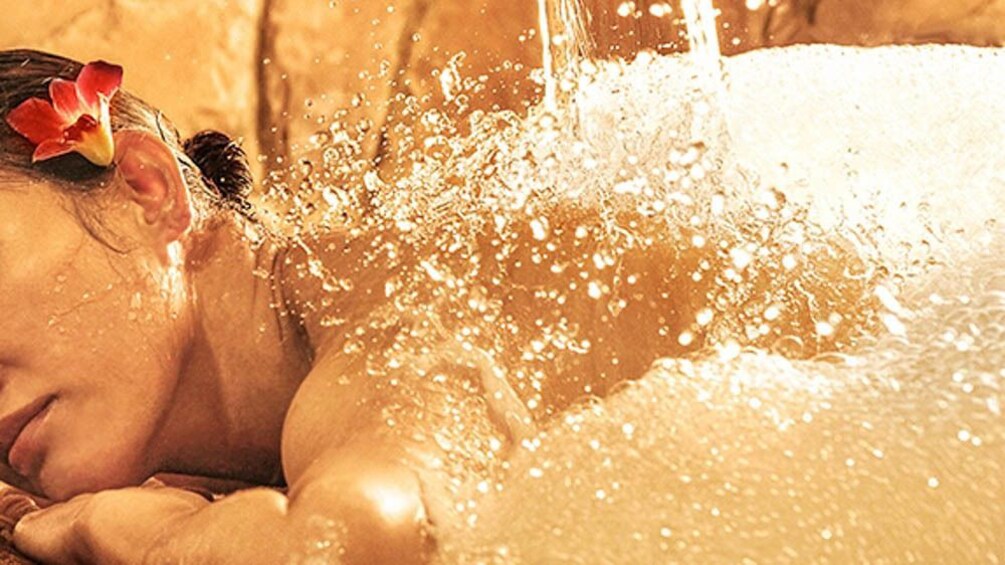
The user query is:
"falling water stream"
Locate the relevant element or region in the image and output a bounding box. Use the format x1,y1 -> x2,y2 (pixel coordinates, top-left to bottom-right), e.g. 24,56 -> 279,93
538,0 -> 726,94
680,0 -> 726,99
536,0 -> 558,111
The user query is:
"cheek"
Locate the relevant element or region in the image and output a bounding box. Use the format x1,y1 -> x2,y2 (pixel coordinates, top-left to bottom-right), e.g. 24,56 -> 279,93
52,277 -> 187,405
3,248 -> 188,476
50,391 -> 164,486
0,233 -> 106,358
33,287 -> 188,498
6,241 -> 186,385
40,418 -> 153,500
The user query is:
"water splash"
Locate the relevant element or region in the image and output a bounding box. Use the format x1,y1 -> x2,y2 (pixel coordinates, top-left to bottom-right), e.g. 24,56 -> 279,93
265,1 -> 1005,560
423,44 -> 1005,563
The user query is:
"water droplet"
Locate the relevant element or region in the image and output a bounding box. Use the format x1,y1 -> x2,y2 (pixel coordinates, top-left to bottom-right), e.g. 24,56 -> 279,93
616,1 -> 636,17
696,308 -> 714,327
815,321 -> 835,338
678,331 -> 694,347
622,423 -> 635,437
730,248 -> 753,270
530,218 -> 549,241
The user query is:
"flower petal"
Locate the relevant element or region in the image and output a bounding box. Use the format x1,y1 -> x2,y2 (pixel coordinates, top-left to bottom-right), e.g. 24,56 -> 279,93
32,139 -> 76,162
76,61 -> 123,109
48,79 -> 83,120
5,98 -> 66,144
64,114 -> 99,142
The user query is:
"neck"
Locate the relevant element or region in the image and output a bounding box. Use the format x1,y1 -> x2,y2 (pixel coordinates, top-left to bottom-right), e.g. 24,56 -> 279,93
146,216 -> 312,485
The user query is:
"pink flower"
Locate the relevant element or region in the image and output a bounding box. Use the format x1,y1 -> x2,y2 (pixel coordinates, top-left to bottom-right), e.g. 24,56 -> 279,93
5,60 -> 123,167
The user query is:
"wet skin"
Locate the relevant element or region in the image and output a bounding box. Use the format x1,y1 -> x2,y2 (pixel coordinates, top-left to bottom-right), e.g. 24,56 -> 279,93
0,131 -> 871,563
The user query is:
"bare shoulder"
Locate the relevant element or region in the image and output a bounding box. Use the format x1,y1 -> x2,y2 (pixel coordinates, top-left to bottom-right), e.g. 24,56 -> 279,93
276,349 -> 438,565
274,223 -> 413,479
280,350 -> 372,485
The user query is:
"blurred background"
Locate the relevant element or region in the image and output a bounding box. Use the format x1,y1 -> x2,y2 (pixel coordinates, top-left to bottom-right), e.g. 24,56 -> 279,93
1,0 -> 1003,184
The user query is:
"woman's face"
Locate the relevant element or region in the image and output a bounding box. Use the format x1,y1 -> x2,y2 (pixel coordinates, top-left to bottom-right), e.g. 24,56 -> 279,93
0,175 -> 190,500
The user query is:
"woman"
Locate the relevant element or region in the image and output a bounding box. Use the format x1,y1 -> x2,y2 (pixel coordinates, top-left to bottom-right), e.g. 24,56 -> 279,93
0,49 -> 868,563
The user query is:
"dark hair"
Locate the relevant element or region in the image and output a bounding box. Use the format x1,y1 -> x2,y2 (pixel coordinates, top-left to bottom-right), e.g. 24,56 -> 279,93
0,49 -> 253,221
183,130 -> 255,217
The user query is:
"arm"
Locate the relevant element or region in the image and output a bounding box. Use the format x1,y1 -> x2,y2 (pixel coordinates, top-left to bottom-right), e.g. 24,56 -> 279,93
157,435 -> 434,565
13,334 -> 461,565
13,434 -> 434,565
14,349 -> 435,564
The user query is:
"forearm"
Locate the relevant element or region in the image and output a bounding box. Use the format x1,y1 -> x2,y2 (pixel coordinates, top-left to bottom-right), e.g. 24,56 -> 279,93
150,454 -> 433,565
149,488 -> 292,565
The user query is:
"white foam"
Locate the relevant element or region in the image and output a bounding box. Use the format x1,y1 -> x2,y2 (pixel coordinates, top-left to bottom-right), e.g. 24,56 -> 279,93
726,45 -> 1005,250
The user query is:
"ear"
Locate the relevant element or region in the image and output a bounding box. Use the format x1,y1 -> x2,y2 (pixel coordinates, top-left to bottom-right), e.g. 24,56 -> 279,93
113,130 -> 192,247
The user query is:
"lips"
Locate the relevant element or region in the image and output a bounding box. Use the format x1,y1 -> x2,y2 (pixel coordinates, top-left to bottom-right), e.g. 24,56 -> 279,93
0,396 -> 54,474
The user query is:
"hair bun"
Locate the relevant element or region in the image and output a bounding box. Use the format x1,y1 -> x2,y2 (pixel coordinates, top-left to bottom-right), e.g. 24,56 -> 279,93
183,130 -> 252,204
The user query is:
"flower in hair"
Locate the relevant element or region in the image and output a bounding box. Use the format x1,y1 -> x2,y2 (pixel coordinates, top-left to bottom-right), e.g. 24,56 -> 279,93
5,60 -> 123,167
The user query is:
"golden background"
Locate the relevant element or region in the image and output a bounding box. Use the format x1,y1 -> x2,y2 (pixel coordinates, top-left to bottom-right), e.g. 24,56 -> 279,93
1,0 -> 1002,181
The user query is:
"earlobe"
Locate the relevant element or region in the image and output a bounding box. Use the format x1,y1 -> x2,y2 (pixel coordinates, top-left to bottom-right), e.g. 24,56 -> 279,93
113,130 -> 192,245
